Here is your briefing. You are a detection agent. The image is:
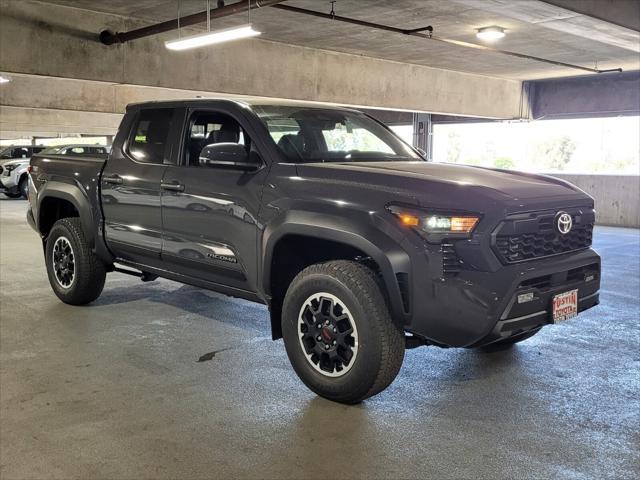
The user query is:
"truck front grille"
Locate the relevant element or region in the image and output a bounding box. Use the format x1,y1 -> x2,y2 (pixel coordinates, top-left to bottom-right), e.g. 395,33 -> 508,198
496,225 -> 593,263
493,207 -> 594,264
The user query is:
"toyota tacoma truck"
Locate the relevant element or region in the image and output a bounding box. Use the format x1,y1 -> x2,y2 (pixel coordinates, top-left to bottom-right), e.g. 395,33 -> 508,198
27,99 -> 600,404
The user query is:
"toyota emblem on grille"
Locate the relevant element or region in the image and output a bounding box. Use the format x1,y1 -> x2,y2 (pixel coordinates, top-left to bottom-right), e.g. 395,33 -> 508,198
556,212 -> 573,235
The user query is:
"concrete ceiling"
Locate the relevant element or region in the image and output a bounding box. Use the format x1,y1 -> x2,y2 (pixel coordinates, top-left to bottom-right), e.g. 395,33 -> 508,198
38,0 -> 640,80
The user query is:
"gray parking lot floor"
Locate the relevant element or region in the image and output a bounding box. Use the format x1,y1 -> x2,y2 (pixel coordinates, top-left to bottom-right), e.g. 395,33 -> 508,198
1,198 -> 638,479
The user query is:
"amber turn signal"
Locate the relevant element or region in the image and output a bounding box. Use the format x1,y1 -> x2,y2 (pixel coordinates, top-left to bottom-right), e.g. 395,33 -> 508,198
450,217 -> 479,233
399,214 -> 419,227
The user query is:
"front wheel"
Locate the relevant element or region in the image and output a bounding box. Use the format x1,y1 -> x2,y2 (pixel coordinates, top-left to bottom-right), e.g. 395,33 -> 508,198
45,217 -> 106,305
282,260 -> 405,404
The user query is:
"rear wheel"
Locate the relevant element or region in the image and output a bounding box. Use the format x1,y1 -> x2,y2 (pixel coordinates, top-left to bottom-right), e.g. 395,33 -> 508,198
282,260 -> 404,404
478,328 -> 541,352
45,217 -> 106,305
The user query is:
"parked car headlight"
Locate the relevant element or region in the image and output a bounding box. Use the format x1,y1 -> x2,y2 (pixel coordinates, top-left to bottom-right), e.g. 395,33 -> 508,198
3,164 -> 18,173
387,205 -> 480,242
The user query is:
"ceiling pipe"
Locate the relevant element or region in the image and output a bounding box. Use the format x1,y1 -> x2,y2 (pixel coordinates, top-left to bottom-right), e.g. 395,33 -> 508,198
272,4 -> 622,74
98,0 -> 622,75
99,0 -> 285,45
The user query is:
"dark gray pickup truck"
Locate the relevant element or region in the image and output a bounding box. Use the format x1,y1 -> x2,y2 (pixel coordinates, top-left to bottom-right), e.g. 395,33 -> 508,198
27,99 -> 600,403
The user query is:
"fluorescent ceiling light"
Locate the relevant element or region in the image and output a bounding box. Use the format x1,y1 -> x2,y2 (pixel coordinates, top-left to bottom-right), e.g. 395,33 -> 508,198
165,24 -> 261,51
0,75 -> 11,84
476,26 -> 506,41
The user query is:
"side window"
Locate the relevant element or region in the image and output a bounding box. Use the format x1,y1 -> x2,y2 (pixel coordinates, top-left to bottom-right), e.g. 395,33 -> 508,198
184,111 -> 250,167
128,108 -> 174,164
11,148 -> 29,158
70,147 -> 87,154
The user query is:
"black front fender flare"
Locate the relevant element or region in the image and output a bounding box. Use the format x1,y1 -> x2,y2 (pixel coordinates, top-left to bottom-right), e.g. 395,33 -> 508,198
262,210 -> 412,324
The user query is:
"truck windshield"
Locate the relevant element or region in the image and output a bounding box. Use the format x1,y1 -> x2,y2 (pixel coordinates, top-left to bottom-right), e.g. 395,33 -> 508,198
252,105 -> 421,163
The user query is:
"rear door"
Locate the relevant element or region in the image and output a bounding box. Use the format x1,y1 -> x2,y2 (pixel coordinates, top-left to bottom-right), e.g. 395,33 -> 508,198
160,106 -> 269,292
101,107 -> 179,264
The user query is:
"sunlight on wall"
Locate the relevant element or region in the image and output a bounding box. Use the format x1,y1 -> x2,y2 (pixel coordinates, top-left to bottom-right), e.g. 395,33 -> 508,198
433,117 -> 640,175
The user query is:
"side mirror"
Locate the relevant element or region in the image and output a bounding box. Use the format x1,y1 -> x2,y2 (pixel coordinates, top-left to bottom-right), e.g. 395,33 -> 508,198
199,143 -> 259,171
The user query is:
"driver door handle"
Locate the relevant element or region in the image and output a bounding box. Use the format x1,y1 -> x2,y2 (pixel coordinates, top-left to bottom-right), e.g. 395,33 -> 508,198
103,174 -> 123,185
161,181 -> 185,192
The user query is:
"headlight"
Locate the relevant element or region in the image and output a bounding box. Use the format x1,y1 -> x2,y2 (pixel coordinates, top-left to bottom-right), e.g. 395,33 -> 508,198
388,205 -> 480,242
4,164 -> 18,173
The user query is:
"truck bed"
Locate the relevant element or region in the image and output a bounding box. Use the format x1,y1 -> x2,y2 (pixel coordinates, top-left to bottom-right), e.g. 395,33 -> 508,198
29,153 -> 108,242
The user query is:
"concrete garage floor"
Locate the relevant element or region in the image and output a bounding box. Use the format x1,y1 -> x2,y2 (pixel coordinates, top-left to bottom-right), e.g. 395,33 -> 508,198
1,198 -> 638,480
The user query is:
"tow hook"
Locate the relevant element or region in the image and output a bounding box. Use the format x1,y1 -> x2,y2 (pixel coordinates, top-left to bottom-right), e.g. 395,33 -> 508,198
405,335 -> 448,349
405,335 -> 429,349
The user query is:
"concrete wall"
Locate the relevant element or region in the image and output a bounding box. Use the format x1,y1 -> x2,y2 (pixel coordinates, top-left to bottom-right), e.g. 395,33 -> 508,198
552,174 -> 640,227
0,0 -> 524,121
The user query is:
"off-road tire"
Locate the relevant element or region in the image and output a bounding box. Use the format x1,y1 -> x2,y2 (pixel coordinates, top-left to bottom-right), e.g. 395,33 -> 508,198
282,260 -> 405,404
45,217 -> 106,305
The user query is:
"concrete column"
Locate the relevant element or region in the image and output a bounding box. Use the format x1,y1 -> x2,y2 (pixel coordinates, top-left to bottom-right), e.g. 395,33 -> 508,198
412,113 -> 432,160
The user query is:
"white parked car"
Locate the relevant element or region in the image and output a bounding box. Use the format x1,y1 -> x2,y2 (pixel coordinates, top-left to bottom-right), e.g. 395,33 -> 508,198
0,144 -> 109,199
0,145 -> 45,198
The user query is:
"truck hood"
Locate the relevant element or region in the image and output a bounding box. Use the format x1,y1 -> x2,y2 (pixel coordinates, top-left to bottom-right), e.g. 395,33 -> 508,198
295,161 -> 587,204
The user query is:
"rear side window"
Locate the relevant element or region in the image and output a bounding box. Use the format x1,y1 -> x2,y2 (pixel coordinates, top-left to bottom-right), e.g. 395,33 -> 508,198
128,108 -> 174,164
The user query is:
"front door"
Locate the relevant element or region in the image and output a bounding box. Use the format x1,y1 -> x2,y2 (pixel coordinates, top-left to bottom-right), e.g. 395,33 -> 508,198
101,107 -> 178,264
160,108 -> 268,293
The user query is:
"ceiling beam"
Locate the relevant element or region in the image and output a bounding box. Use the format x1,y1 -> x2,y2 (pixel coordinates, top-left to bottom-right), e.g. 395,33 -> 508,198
542,0 -> 640,32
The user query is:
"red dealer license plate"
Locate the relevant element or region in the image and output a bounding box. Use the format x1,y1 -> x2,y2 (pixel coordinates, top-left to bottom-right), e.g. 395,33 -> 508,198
552,289 -> 578,323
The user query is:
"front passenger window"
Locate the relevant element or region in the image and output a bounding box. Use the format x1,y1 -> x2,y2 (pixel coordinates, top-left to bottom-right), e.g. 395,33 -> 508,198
185,112 -> 249,167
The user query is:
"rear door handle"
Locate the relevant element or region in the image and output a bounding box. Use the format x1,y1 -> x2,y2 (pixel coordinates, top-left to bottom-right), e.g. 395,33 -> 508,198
103,174 -> 123,185
161,181 -> 185,192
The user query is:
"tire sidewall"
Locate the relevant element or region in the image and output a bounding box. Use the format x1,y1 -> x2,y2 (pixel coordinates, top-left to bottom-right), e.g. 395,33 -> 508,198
45,221 -> 84,302
282,271 -> 384,401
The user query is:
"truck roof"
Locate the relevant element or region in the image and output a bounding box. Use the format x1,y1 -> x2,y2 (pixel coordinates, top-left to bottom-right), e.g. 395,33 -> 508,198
125,97 -> 363,113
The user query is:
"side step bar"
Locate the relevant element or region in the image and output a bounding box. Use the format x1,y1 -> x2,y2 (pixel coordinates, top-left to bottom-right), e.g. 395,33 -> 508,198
112,265 -> 159,282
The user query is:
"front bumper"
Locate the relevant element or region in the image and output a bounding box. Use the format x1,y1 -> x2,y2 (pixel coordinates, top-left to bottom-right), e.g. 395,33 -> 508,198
405,247 -> 601,347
